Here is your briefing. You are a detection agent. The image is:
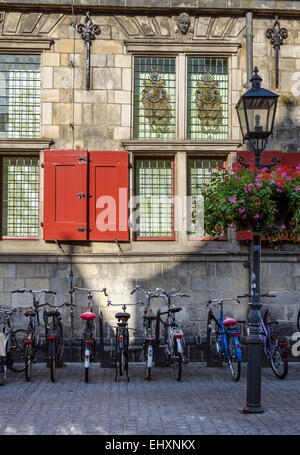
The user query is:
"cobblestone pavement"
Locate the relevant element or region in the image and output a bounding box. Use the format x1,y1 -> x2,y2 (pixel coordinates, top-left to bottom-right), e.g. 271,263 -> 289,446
0,362 -> 300,435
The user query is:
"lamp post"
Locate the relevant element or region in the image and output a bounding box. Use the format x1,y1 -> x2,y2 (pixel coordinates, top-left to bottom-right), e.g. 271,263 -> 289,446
235,67 -> 279,413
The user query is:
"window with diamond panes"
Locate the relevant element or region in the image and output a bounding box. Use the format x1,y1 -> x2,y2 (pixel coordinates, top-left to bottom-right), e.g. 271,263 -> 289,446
2,157 -> 39,238
187,158 -> 225,238
135,159 -> 174,239
133,57 -> 176,140
187,58 -> 228,140
0,55 -> 40,139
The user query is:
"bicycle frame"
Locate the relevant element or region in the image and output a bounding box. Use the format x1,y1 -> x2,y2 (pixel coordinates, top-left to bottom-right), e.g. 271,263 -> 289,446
209,302 -> 242,363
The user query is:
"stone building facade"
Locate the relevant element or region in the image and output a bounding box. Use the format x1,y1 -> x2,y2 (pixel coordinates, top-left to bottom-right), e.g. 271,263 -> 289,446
0,1 -> 299,358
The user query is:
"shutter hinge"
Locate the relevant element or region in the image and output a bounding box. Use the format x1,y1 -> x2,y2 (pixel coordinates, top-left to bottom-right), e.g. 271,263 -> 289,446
77,227 -> 85,232
77,193 -> 85,199
78,157 -> 86,163
41,162 -> 44,168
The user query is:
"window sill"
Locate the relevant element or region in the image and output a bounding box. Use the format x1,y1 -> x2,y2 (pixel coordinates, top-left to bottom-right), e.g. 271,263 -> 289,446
123,140 -> 240,153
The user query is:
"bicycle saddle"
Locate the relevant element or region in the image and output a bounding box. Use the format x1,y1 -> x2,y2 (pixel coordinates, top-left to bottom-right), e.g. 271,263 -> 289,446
223,316 -> 238,326
143,315 -> 157,321
115,312 -> 130,320
45,309 -> 60,317
169,307 -> 182,313
24,310 -> 36,317
80,309 -> 96,320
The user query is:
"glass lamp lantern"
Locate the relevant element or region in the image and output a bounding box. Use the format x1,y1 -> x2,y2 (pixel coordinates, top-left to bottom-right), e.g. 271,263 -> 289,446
236,67 -> 279,142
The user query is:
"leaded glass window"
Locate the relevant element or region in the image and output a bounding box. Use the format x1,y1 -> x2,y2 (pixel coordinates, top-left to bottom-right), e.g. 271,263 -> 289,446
187,158 -> 225,238
0,55 -> 40,138
135,158 -> 174,238
133,57 -> 176,140
2,157 -> 39,237
187,58 -> 228,140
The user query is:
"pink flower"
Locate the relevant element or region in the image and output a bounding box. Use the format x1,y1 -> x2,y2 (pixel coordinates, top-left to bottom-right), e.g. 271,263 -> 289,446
281,225 -> 286,229
256,182 -> 263,187
223,198 -> 226,202
270,180 -> 275,184
255,214 -> 260,219
296,187 -> 300,191
244,188 -> 248,193
229,197 -> 237,204
238,208 -> 245,214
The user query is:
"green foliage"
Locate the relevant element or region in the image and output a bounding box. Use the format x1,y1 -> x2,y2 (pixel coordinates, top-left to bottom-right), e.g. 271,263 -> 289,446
202,162 -> 300,242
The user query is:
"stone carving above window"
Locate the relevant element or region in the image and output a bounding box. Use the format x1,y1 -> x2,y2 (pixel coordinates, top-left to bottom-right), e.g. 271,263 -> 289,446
175,13 -> 193,39
0,11 -> 63,36
115,15 -> 245,41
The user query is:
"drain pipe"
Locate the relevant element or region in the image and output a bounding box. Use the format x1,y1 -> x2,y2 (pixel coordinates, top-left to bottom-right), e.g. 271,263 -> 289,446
245,11 -> 253,89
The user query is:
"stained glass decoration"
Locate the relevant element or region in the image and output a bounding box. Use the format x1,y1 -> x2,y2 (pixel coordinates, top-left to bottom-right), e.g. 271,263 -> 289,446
187,58 -> 228,140
141,70 -> 173,136
195,72 -> 223,131
134,57 -> 176,140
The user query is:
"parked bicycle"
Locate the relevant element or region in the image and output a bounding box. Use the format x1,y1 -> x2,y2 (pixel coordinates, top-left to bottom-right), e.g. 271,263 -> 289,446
130,285 -> 161,380
70,286 -> 107,382
239,293 -> 288,379
0,306 -> 25,385
155,289 -> 190,381
108,301 -> 137,382
12,288 -> 56,381
206,297 -> 243,382
43,301 -> 74,382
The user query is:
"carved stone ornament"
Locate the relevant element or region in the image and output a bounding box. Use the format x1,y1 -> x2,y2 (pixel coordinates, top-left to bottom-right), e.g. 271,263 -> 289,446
175,13 -> 193,39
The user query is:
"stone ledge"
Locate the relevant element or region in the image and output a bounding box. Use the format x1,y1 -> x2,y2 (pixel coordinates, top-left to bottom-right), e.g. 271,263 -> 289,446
1,1 -> 300,13
0,37 -> 53,51
122,140 -> 241,153
0,138 -> 54,151
125,40 -> 242,54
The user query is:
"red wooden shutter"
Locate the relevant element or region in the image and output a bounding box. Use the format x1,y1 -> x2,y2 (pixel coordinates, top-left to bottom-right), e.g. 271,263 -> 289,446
88,151 -> 129,241
43,150 -> 88,241
281,152 -> 300,167
236,151 -> 282,241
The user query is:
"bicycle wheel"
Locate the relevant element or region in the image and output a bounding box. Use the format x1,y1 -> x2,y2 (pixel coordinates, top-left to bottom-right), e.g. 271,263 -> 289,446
227,336 -> 241,382
0,359 -> 7,385
24,345 -> 33,381
6,329 -> 26,373
48,340 -> 56,383
206,314 -> 221,362
56,323 -> 64,367
270,336 -> 288,379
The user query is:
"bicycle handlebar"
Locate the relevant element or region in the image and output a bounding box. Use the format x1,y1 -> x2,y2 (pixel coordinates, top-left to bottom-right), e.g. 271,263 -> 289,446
237,293 -> 276,299
207,297 -> 240,307
12,288 -> 56,295
70,287 -> 108,297
45,302 -> 76,309
107,301 -> 138,307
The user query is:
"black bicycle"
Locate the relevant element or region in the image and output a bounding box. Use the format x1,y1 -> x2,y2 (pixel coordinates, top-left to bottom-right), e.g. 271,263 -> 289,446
108,301 -> 137,382
155,288 -> 190,381
130,285 -> 161,380
12,288 -> 56,381
70,286 -> 107,382
0,307 -> 25,385
43,301 -> 74,382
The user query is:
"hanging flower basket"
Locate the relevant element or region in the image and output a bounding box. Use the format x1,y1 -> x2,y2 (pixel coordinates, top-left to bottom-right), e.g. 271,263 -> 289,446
202,163 -> 300,242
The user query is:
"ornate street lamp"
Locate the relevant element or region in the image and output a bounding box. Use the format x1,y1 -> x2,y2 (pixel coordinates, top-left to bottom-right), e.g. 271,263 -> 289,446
235,67 -> 279,414
236,67 -> 279,170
